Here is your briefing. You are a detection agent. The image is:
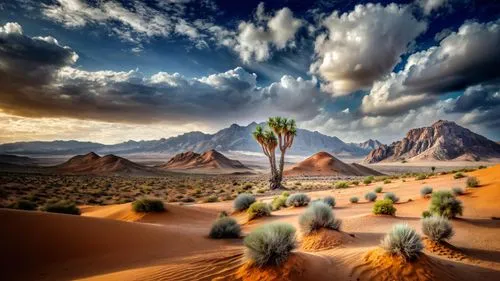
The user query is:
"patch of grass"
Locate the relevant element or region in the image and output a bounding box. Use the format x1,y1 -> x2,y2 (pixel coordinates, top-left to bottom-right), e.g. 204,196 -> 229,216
364,192 -> 377,202
42,200 -> 80,215
429,191 -> 463,218
420,186 -> 433,198
381,224 -> 423,261
383,192 -> 399,203
132,198 -> 165,213
466,176 -> 479,187
334,181 -> 349,189
373,199 -> 396,216
286,193 -> 310,207
243,222 -> 296,267
322,196 -> 336,207
374,186 -> 383,193
209,217 -> 241,239
422,216 -> 454,242
299,201 -> 341,235
247,202 -> 271,220
349,196 -> 359,203
233,193 -> 256,212
453,172 -> 465,179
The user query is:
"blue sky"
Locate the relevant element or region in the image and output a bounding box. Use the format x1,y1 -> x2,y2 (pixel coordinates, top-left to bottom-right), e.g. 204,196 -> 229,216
0,0 -> 499,144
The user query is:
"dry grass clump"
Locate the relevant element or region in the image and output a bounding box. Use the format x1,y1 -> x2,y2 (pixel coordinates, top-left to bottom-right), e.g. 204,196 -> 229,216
453,172 -> 465,179
374,186 -> 383,193
451,187 -> 465,196
373,199 -> 396,216
420,186 -> 433,197
428,191 -> 463,218
383,192 -> 399,203
234,193 -> 256,212
322,196 -> 336,207
299,201 -> 341,235
422,216 -> 454,242
209,217 -> 241,239
466,176 -> 479,187
42,200 -> 80,215
8,199 -> 37,211
132,198 -> 165,213
286,193 -> 310,207
349,196 -> 359,203
381,223 -> 423,261
247,202 -> 271,220
365,192 -> 377,202
334,181 -> 349,189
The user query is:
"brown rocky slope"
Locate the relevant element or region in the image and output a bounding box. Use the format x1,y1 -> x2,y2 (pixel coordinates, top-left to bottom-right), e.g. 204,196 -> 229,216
158,149 -> 249,171
364,120 -> 500,163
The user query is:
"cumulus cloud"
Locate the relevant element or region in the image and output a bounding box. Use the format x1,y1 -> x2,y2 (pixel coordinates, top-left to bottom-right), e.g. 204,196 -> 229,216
310,3 -> 427,95
418,0 -> 449,15
0,22 -> 321,126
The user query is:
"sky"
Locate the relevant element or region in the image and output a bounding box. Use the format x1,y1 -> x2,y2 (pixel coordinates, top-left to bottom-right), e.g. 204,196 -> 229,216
0,0 -> 499,144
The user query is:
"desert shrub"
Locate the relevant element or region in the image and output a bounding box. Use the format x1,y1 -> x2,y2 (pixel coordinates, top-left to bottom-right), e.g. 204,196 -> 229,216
42,200 -> 80,215
420,186 -> 433,197
453,172 -> 465,179
416,174 -> 427,180
384,192 -> 400,203
281,191 -> 290,197
209,217 -> 241,239
422,216 -> 454,242
429,191 -> 463,218
8,199 -> 37,211
244,222 -> 296,267
466,176 -> 479,187
381,224 -> 423,260
374,186 -> 383,193
271,196 -> 287,210
322,196 -> 336,207
422,211 -> 432,218
181,196 -> 195,203
451,187 -> 465,196
218,210 -> 229,218
364,192 -> 377,202
257,188 -> 266,194
286,193 -> 310,207
334,181 -> 349,189
204,195 -> 219,203
132,198 -> 165,213
233,193 -> 256,211
299,201 -> 341,235
383,179 -> 391,184
349,196 -> 359,203
373,199 -> 396,216
247,202 -> 271,220
478,165 -> 486,169
363,176 -> 374,185
351,180 -> 359,186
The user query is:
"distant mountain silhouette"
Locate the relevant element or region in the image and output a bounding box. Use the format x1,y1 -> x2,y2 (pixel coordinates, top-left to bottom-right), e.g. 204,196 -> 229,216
364,120 -> 500,163
158,149 -> 249,172
284,151 -> 383,176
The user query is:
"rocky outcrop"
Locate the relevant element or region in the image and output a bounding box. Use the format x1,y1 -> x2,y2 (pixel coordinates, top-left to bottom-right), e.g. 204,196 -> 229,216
355,139 -> 383,150
364,120 -> 500,163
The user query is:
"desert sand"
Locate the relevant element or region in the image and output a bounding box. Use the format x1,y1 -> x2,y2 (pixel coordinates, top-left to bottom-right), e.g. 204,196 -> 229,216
1,166 -> 500,280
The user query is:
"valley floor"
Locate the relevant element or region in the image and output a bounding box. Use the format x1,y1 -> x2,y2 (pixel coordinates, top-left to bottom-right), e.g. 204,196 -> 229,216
1,166 -> 500,280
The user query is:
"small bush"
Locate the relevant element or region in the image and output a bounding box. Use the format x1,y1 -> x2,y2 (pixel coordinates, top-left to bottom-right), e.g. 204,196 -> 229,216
351,180 -> 359,186
422,211 -> 432,218
383,179 -> 391,184
381,224 -> 423,260
209,217 -> 241,239
299,202 -> 341,235
271,196 -> 287,210
42,200 -> 80,215
416,174 -> 427,180
363,176 -> 373,185
247,202 -> 271,220
451,187 -> 465,196
218,210 -> 229,218
454,172 -> 465,179
334,181 -> 349,189
374,186 -> 383,193
322,196 -> 336,207
373,199 -> 396,216
349,196 -> 359,203
422,216 -> 454,242
429,191 -> 463,218
286,193 -> 310,207
234,193 -> 256,211
8,199 -> 37,211
281,191 -> 290,197
466,177 -> 479,187
244,222 -> 296,267
384,192 -> 400,203
204,195 -> 219,203
365,192 -> 377,202
132,198 -> 165,213
420,186 -> 433,197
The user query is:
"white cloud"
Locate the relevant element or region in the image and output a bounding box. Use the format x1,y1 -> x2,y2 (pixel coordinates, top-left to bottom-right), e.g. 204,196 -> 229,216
310,3 -> 427,96
0,22 -> 23,34
418,0 -> 449,15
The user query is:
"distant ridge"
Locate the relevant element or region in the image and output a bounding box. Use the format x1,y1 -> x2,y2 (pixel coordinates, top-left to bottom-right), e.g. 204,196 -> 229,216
158,149 -> 249,172
364,120 -> 500,163
284,151 -> 383,177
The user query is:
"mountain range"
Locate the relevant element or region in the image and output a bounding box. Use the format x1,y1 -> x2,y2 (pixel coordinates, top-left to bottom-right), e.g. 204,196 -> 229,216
364,120 -> 500,163
0,122 -> 379,157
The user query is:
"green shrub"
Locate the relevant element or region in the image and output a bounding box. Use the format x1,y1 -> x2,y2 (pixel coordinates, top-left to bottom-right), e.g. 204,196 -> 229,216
233,193 -> 256,211
349,196 -> 359,203
421,211 -> 432,218
429,191 -> 463,218
420,186 -> 433,197
451,187 -> 465,196
384,192 -> 399,203
374,186 -> 383,193
244,222 -> 296,267
334,181 -> 349,189
132,198 -> 165,213
422,216 -> 454,242
247,202 -> 271,220
363,176 -> 373,185
383,179 -> 391,184
322,196 -> 336,207
281,191 -> 290,197
454,172 -> 465,179
299,202 -> 341,235
271,196 -> 287,210
381,224 -> 423,260
365,192 -> 377,202
466,176 -> 479,187
8,199 -> 37,211
218,210 -> 229,218
42,200 -> 80,215
209,217 -> 241,239
286,193 -> 310,207
373,199 -> 396,215
351,180 -> 359,186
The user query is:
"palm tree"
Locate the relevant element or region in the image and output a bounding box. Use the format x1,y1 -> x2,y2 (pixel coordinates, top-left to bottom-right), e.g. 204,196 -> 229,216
252,117 -> 297,189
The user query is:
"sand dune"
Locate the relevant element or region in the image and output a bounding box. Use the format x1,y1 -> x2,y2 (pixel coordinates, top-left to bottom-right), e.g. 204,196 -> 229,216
284,151 -> 383,176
